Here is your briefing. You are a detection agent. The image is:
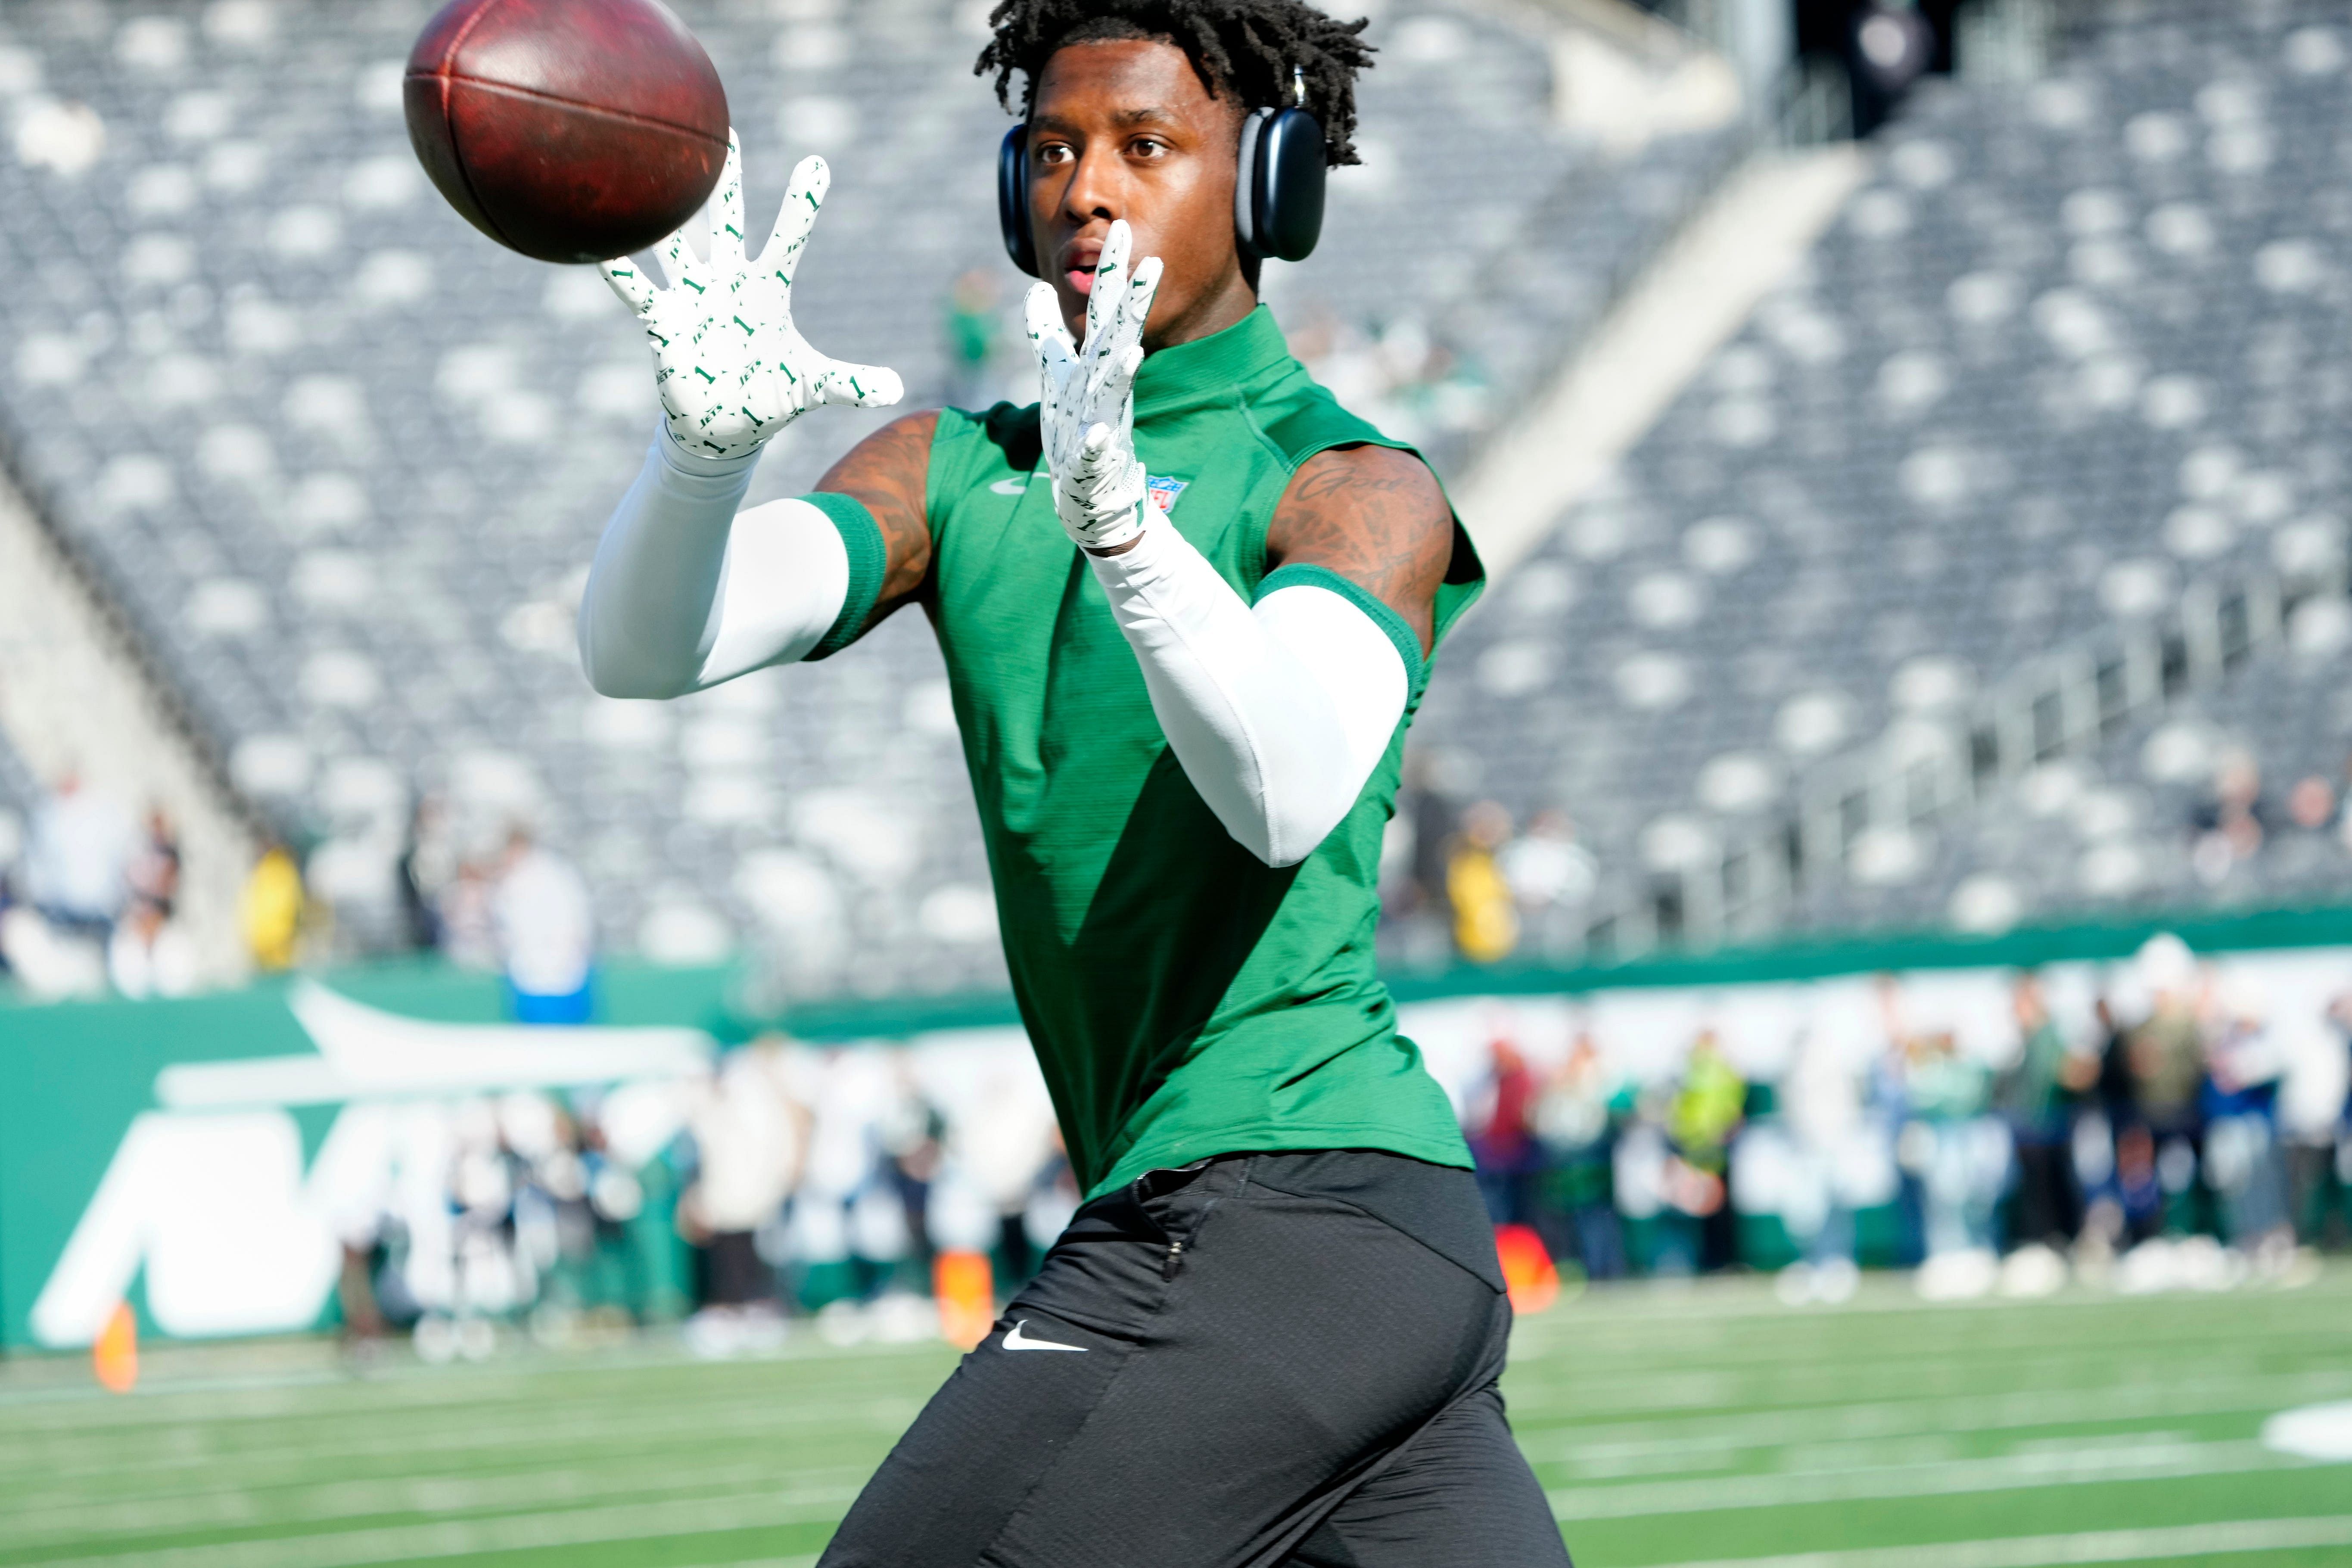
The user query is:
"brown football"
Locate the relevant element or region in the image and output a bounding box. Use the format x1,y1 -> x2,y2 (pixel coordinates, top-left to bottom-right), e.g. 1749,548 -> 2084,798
405,0 -> 729,264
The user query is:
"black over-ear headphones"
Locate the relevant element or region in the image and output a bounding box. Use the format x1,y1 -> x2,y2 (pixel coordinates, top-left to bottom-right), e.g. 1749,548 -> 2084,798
997,67 -> 1328,277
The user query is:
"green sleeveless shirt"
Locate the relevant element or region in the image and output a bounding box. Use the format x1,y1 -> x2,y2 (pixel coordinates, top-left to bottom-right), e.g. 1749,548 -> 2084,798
828,307 -> 1485,1198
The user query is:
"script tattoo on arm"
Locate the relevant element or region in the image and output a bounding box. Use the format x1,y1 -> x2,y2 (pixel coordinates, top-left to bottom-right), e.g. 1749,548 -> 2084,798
1264,445 -> 1454,656
817,410 -> 937,628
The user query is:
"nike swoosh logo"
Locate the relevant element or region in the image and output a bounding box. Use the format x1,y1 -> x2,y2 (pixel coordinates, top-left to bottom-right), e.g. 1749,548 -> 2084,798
1003,1319 -> 1086,1352
990,477 -> 1029,495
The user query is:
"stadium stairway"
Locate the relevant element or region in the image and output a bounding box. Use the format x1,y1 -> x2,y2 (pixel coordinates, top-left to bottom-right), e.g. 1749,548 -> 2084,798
0,457 -> 258,982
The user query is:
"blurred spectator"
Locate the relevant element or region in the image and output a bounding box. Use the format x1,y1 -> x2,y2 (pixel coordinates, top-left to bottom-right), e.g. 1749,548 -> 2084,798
2201,977 -> 2290,1259
2190,752 -> 2270,886
1901,1026 -> 2005,1296
681,1043 -> 807,1355
399,795 -> 455,952
2272,775 -> 2341,884
1447,801 -> 1519,964
1531,1032 -> 1626,1279
1776,1021 -> 1869,1302
127,808 -> 180,914
106,895 -> 197,998
492,828 -> 594,1024
240,838 -> 307,971
1500,809 -> 1596,961
438,858 -> 501,970
944,269 -> 1000,409
24,769 -> 134,941
1667,1030 -> 1745,1272
1468,1034 -> 1540,1224
1997,972 -> 2093,1254
2337,753 -> 2352,858
2286,775 -> 2336,835
2123,938 -> 2208,1223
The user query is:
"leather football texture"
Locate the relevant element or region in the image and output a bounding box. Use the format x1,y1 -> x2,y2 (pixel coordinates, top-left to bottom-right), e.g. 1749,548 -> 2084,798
405,0 -> 728,264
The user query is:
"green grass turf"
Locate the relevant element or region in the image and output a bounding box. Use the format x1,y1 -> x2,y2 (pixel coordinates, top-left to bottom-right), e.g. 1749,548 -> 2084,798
2,1266 -> 2346,1568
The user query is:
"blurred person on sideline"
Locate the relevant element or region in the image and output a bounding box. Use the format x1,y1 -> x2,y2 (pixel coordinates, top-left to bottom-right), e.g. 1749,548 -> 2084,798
2297,989 -> 2352,1247
1447,800 -> 1519,964
2190,751 -> 2270,886
2201,975 -> 2292,1262
1499,809 -> 1596,961
240,837 -> 307,971
2122,935 -> 2209,1239
24,768 -> 134,942
1776,1022 -> 1869,1303
1531,1031 -> 1626,1279
1466,1032 -> 1539,1225
681,1042 -> 808,1356
1901,1024 -> 2006,1298
944,268 -> 1001,409
1668,1030 -> 1745,1272
1996,972 -> 2095,1258
491,826 -> 595,1024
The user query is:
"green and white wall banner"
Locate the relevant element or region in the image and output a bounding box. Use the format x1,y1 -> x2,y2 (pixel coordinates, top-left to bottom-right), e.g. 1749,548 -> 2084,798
6,906 -> 2352,1349
2,976 -> 716,1349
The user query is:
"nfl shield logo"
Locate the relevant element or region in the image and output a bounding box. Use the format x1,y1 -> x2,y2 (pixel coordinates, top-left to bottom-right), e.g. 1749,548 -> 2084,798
1145,476 -> 1188,516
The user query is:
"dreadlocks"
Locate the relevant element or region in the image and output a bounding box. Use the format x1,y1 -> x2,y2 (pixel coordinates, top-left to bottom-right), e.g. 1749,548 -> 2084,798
975,0 -> 1374,166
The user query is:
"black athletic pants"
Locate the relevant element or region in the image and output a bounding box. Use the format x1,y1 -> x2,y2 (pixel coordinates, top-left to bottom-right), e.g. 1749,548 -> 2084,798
818,1150 -> 1573,1568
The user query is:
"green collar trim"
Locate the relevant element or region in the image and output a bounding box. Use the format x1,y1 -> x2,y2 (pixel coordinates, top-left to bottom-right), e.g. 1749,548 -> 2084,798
1132,305 -> 1293,417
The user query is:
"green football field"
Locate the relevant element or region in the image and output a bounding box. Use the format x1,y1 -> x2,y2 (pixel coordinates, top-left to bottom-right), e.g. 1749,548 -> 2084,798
3,1268 -> 2348,1568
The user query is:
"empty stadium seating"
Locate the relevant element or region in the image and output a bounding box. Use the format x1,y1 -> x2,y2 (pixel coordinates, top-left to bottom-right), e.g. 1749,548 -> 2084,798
0,0 -> 1733,989
1416,2 -> 2352,949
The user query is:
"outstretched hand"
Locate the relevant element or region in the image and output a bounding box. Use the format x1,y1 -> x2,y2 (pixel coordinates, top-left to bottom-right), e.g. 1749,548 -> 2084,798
1026,220 -> 1162,552
602,133 -> 902,461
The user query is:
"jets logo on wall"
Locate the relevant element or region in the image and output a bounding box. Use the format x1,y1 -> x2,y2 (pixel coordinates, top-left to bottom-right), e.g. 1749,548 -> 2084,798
27,983 -> 709,1347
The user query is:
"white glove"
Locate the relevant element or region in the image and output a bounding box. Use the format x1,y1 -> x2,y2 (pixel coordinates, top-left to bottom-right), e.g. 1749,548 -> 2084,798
1026,220 -> 1162,551
601,133 -> 902,462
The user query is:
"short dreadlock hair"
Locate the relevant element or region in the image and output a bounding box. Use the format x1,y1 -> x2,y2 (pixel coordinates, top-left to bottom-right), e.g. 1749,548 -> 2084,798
975,0 -> 1374,167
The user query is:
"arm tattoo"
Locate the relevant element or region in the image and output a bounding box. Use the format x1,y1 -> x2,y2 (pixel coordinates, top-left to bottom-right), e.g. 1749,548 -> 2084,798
1265,445 -> 1453,656
818,411 -> 937,625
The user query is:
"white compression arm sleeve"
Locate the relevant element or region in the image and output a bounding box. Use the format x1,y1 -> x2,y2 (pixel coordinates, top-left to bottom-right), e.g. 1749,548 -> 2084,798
1086,524 -> 1412,868
578,432 -> 854,698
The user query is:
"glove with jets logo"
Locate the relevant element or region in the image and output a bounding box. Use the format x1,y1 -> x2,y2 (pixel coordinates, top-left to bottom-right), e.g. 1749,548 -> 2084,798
601,133 -> 901,462
1025,219 -> 1163,551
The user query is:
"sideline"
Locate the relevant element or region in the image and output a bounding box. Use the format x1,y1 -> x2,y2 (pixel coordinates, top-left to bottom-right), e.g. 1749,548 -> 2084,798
1644,1515 -> 2352,1568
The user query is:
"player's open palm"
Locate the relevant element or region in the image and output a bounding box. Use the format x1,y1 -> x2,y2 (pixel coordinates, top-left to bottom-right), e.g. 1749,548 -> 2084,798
1027,219 -> 1162,551
601,133 -> 901,461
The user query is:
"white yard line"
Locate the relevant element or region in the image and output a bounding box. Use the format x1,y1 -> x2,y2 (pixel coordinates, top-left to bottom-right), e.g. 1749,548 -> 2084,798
1504,1349 -> 2325,1420
1643,1515 -> 2352,1568
1548,1439 -> 2315,1520
29,1486 -> 859,1568
0,1459 -> 874,1550
1516,1369 -> 2352,1468
0,1391 -> 927,1491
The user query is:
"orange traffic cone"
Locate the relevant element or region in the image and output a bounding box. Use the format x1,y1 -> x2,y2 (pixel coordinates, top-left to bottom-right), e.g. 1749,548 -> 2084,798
933,1250 -> 996,1350
93,1302 -> 138,1394
1494,1225 -> 1561,1315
